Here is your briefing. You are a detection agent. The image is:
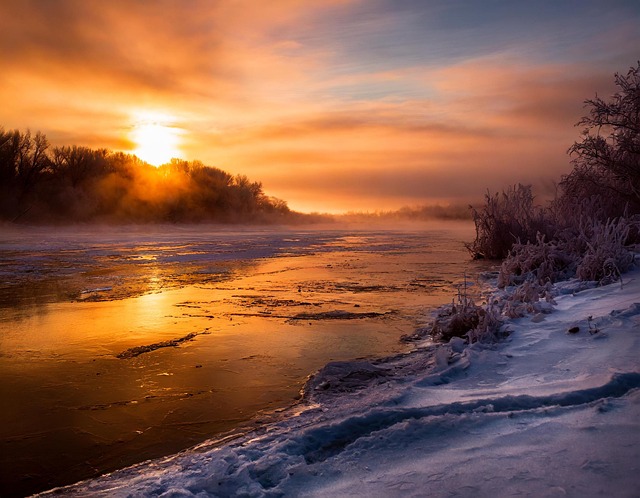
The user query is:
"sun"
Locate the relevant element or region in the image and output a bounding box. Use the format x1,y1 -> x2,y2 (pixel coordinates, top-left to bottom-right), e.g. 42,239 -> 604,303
131,116 -> 181,166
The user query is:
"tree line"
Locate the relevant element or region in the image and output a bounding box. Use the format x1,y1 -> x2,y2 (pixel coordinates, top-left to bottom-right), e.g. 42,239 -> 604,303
0,131 -> 294,223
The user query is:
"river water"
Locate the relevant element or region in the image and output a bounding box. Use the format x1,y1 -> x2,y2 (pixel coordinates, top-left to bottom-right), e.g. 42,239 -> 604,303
0,222 -> 489,497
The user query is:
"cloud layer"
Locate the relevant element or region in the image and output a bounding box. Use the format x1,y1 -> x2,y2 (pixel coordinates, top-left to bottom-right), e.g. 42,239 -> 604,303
1,0 -> 638,211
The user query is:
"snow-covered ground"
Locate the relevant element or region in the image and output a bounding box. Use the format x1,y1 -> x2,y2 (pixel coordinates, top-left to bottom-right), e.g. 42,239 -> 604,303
40,266 -> 640,497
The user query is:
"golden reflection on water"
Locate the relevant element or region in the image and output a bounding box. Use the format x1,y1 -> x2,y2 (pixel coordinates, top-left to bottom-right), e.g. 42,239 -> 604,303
0,224 -> 491,497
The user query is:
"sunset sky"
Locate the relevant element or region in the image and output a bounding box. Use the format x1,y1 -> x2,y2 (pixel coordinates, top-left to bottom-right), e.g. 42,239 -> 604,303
1,0 -> 639,213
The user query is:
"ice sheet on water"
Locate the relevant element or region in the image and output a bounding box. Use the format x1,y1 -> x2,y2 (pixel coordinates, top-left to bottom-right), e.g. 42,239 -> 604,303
2,225 -> 468,307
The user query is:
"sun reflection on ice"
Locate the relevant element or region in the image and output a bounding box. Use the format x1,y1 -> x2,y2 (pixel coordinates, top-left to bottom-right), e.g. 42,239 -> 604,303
136,288 -> 172,322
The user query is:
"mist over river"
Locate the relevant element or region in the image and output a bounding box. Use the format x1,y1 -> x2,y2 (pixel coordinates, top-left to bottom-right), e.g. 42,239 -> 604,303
0,222 -> 489,497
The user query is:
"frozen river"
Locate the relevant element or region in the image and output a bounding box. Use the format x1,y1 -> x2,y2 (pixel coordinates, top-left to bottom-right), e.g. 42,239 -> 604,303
0,222 -> 487,497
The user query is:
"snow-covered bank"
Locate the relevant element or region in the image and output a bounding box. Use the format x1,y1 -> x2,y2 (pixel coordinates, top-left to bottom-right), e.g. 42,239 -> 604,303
39,268 -> 640,497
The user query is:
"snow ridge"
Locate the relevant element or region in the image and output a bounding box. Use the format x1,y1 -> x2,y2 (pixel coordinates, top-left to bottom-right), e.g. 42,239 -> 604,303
288,372 -> 640,465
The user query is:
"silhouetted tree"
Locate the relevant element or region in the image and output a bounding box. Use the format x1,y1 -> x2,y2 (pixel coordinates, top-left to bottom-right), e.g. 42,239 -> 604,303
0,128 -> 17,185
51,146 -> 109,187
0,128 -> 20,215
15,130 -> 50,197
0,128 -> 51,219
0,126 -> 302,223
562,61 -> 640,218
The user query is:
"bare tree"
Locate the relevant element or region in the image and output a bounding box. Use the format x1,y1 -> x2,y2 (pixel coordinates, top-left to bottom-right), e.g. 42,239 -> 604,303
15,130 -> 51,198
52,145 -> 109,187
0,128 -> 18,186
564,62 -> 640,214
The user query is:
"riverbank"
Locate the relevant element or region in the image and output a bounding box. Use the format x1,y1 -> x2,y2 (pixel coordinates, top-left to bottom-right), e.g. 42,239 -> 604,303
40,264 -> 640,497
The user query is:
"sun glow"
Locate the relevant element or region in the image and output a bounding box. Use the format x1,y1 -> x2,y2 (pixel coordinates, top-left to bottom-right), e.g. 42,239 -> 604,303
131,115 -> 182,166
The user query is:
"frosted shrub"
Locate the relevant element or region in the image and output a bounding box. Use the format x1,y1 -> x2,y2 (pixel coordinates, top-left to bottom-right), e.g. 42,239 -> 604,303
498,233 -> 574,288
430,301 -> 478,342
575,217 -> 638,284
442,63 -> 640,346
497,215 -> 639,288
467,304 -> 504,343
501,280 -> 556,319
430,298 -> 505,344
430,278 -> 504,343
467,184 -> 551,260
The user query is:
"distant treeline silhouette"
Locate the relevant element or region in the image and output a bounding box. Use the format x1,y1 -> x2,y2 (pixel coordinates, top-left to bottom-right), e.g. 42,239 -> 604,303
340,204 -> 472,222
0,129 -> 304,223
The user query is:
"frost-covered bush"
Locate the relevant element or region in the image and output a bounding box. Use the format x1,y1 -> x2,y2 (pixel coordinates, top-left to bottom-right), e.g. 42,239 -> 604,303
497,216 -> 638,288
467,184 -> 551,260
429,297 -> 505,344
430,279 -> 504,343
575,216 -> 638,284
468,62 -> 640,272
500,280 -> 556,319
497,233 -> 574,288
466,303 -> 505,343
430,301 -> 480,342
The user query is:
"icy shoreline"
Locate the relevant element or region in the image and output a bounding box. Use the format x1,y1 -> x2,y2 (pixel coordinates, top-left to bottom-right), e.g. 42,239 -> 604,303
38,267 -> 640,497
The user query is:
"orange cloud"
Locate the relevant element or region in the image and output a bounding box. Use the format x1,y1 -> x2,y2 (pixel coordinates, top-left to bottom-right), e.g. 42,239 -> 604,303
0,1 -> 637,213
